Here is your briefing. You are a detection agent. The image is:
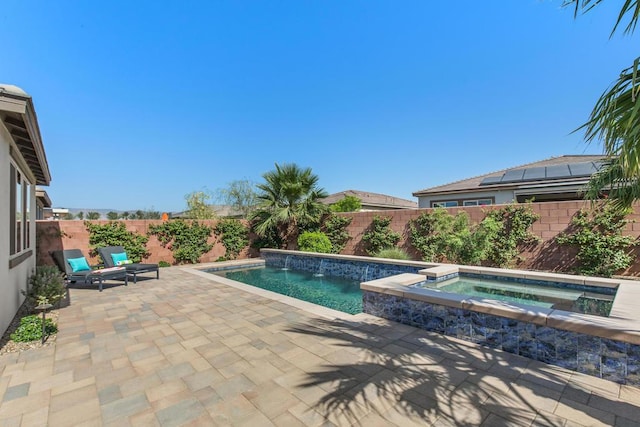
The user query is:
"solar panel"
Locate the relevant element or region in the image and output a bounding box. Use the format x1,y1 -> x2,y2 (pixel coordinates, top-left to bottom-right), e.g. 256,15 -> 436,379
501,169 -> 525,183
479,175 -> 504,186
568,161 -> 598,177
522,166 -> 546,181
545,164 -> 571,180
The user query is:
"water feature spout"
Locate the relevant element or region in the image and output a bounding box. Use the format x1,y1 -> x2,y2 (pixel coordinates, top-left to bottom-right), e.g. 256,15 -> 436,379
282,256 -> 291,271
313,259 -> 325,277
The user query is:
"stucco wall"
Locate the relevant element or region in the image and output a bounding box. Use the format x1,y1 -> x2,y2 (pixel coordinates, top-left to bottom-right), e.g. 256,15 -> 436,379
0,122 -> 35,338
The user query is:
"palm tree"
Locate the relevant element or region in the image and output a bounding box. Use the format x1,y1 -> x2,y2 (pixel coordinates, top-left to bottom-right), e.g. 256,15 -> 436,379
567,1 -> 640,208
252,163 -> 329,248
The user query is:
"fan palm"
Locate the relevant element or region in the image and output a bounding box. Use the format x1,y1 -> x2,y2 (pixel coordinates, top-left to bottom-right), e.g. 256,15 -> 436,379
252,163 -> 329,248
566,0 -> 640,207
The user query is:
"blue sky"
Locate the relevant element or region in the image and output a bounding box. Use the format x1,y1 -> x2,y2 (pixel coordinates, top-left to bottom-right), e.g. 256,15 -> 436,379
1,1 -> 634,212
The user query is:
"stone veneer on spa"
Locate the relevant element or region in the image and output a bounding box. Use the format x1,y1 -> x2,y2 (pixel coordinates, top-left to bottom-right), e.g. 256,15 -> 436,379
260,249 -> 640,386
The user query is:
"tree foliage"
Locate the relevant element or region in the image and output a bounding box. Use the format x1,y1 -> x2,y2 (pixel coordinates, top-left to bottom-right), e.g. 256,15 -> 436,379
565,1 -> 640,207
184,191 -> 216,219
86,211 -> 101,220
330,195 -> 362,212
251,163 -> 329,248
216,179 -> 259,218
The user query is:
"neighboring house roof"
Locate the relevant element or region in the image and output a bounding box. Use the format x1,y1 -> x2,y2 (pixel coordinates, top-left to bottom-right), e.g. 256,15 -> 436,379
171,205 -> 244,219
322,190 -> 418,209
412,155 -> 605,196
0,84 -> 51,185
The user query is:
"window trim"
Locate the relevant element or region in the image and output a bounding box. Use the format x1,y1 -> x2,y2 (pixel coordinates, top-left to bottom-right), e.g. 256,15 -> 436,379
431,197 -> 495,208
9,158 -> 33,267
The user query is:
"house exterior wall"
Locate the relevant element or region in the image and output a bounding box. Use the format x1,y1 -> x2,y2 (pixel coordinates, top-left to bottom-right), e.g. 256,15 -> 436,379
0,121 -> 35,337
418,189 -> 515,208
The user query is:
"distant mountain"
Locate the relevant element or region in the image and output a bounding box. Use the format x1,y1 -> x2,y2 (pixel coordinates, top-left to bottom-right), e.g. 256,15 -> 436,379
59,208 -> 166,219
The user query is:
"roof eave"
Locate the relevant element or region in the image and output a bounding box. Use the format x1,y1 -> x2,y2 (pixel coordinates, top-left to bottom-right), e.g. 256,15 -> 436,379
0,89 -> 51,186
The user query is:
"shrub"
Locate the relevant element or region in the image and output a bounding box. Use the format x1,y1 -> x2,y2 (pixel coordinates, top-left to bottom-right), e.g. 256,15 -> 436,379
556,203 -> 636,277
322,214 -> 353,254
85,221 -> 150,263
362,215 -> 401,256
149,220 -> 214,264
374,247 -> 411,260
214,219 -> 249,260
158,261 -> 171,267
10,315 -> 57,342
484,203 -> 540,267
409,204 -> 538,267
298,231 -> 333,253
409,209 -> 469,263
22,266 -> 66,307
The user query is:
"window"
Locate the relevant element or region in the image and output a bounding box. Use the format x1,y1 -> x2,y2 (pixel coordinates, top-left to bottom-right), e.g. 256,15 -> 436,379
463,199 -> 493,207
10,160 -> 30,256
432,201 -> 459,208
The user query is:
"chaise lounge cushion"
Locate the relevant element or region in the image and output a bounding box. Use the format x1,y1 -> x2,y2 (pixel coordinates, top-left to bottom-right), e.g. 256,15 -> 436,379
97,246 -> 160,283
67,256 -> 91,272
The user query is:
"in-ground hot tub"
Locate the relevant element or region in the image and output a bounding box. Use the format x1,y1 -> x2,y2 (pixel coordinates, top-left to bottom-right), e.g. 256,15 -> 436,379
261,249 -> 640,385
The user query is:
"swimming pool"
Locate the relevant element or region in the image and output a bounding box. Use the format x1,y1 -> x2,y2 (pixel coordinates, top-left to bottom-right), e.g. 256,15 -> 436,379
215,266 -> 362,314
415,276 -> 615,316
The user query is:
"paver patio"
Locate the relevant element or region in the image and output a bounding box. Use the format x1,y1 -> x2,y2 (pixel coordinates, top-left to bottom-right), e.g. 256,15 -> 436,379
1,265 -> 639,426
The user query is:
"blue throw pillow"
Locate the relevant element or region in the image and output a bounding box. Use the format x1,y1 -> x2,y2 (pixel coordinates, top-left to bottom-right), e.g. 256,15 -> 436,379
111,252 -> 129,266
67,257 -> 90,272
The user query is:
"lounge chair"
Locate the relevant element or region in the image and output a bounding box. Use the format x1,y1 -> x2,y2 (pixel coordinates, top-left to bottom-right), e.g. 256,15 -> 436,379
97,246 -> 159,283
50,249 -> 128,292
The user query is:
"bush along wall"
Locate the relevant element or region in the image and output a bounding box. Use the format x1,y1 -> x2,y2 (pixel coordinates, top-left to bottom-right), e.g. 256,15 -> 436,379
148,219 -> 214,264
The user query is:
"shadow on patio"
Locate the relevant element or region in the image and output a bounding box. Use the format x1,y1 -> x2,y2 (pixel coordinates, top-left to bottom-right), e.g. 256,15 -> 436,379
287,317 -> 639,426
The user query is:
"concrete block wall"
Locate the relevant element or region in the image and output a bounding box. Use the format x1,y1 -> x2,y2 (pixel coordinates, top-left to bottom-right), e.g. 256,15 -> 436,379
35,200 -> 640,275
338,200 -> 640,275
36,220 -> 253,267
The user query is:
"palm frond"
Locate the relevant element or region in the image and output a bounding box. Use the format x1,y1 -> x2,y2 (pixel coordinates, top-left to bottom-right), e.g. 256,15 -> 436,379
564,0 -> 640,36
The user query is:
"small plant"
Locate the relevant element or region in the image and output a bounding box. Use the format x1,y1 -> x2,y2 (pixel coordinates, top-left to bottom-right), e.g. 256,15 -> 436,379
22,266 -> 66,308
362,215 -> 401,256
149,220 -> 214,264
298,231 -> 332,253
85,221 -> 150,263
374,247 -> 411,260
10,315 -> 57,342
214,219 -> 249,260
158,261 -> 171,267
556,203 -> 636,277
322,214 -> 353,254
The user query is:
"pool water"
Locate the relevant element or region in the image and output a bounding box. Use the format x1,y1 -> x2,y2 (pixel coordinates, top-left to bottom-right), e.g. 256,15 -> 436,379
216,267 -> 362,314
418,277 -> 615,316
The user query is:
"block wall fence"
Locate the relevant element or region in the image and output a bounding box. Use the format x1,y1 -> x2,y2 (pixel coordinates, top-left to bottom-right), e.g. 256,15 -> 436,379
35,200 -> 640,275
35,220 -> 256,267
